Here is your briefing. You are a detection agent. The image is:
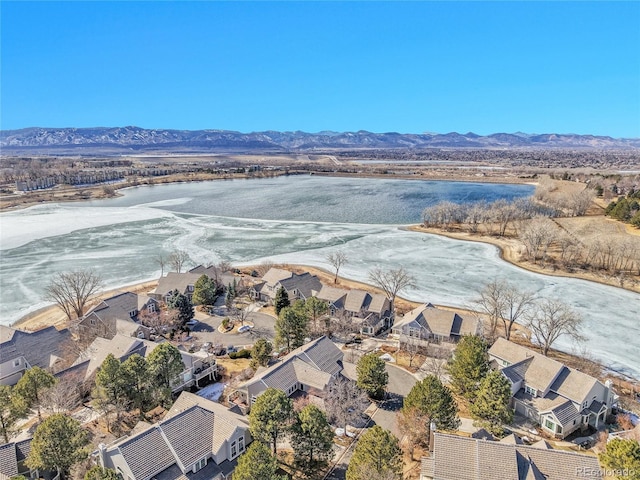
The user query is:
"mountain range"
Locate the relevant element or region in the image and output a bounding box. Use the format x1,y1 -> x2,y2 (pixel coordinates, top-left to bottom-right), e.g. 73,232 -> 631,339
1,126 -> 639,154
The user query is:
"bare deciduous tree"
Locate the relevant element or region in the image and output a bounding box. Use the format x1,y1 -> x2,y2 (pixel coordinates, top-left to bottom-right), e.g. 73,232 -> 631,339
230,304 -> 250,326
517,217 -> 557,265
155,254 -> 167,277
476,279 -> 535,341
399,335 -> 425,368
525,299 -> 584,356
326,251 -> 348,284
255,260 -> 275,277
41,374 -> 82,414
368,267 -> 415,318
475,279 -> 508,342
44,269 -> 103,321
217,260 -> 233,273
168,250 -> 190,273
325,376 -> 370,432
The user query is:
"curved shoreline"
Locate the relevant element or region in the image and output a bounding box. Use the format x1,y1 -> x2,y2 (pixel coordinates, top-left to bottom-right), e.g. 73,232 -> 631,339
407,224 -> 640,295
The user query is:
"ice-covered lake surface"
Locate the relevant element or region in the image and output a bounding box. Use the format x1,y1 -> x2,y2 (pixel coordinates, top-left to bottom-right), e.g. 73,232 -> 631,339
1,175 -> 639,377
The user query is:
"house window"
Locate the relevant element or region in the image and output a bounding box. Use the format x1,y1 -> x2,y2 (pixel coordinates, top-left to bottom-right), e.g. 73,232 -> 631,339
231,440 -> 237,458
238,436 -> 245,454
148,303 -> 156,313
13,358 -> 21,367
90,318 -> 96,325
129,310 -> 137,318
194,457 -> 207,472
544,419 -> 555,431
524,385 -> 537,397
188,285 -> 194,292
251,395 -> 257,404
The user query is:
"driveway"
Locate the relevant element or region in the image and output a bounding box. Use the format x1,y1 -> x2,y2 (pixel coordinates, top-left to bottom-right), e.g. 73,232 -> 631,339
190,309 -> 276,349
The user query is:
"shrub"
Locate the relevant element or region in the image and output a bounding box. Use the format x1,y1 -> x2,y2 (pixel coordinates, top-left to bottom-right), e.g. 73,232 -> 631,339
229,349 -> 251,359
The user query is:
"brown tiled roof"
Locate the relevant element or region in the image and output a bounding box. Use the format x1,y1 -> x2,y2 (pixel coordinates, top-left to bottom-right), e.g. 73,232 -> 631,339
427,433 -> 602,480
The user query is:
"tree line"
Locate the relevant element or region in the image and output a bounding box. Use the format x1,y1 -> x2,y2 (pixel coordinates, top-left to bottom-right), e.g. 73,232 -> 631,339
605,190 -> 640,227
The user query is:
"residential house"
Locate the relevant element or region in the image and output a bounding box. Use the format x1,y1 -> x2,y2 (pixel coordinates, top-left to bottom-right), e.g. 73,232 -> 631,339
249,268 -> 322,304
315,285 -> 392,335
391,304 -> 479,344
76,292 -> 158,342
95,391 -> 251,480
70,334 -> 219,393
489,338 -> 616,439
151,272 -> 203,302
0,439 -> 33,480
229,336 -> 343,412
188,265 -> 239,292
0,325 -> 71,386
420,432 -> 603,480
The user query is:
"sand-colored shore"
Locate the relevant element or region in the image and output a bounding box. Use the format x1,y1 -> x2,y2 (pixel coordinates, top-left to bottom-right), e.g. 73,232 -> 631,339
410,224 -> 640,294
12,280 -> 158,332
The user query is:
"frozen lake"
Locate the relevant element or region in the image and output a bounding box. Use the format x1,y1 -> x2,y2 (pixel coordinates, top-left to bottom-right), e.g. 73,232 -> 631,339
1,175 -> 638,377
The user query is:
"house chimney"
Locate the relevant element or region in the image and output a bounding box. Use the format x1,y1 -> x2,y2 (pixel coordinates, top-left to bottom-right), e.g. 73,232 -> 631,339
429,421 -> 437,452
97,443 -> 107,468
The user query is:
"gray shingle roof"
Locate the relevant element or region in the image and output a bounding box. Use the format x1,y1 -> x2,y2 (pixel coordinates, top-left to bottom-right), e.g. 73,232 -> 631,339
261,268 -> 293,286
104,391 -> 250,480
315,285 -> 348,308
0,325 -> 71,370
238,336 -> 343,395
549,400 -> 581,426
343,290 -> 369,313
395,305 -> 473,338
14,440 -> 30,462
118,427 -> 175,480
154,273 -> 202,297
159,407 -> 214,470
490,339 -> 564,393
0,443 -> 18,478
88,292 -> 138,323
426,433 -> 603,480
279,272 -> 323,299
550,367 -> 599,405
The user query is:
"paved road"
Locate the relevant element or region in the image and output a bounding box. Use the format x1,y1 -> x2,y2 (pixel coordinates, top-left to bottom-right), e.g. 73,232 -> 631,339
326,364 -> 417,479
371,364 -> 417,438
190,307 -> 276,348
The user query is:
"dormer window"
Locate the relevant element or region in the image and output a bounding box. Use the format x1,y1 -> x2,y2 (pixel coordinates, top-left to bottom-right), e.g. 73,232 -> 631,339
524,385 -> 537,397
193,457 -> 207,472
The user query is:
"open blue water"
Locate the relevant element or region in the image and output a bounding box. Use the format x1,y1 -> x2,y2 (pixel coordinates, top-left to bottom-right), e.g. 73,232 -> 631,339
1,176 -> 638,377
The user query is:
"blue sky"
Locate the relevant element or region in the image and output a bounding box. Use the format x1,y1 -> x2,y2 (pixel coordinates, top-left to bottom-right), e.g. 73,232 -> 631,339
1,1 -> 639,137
